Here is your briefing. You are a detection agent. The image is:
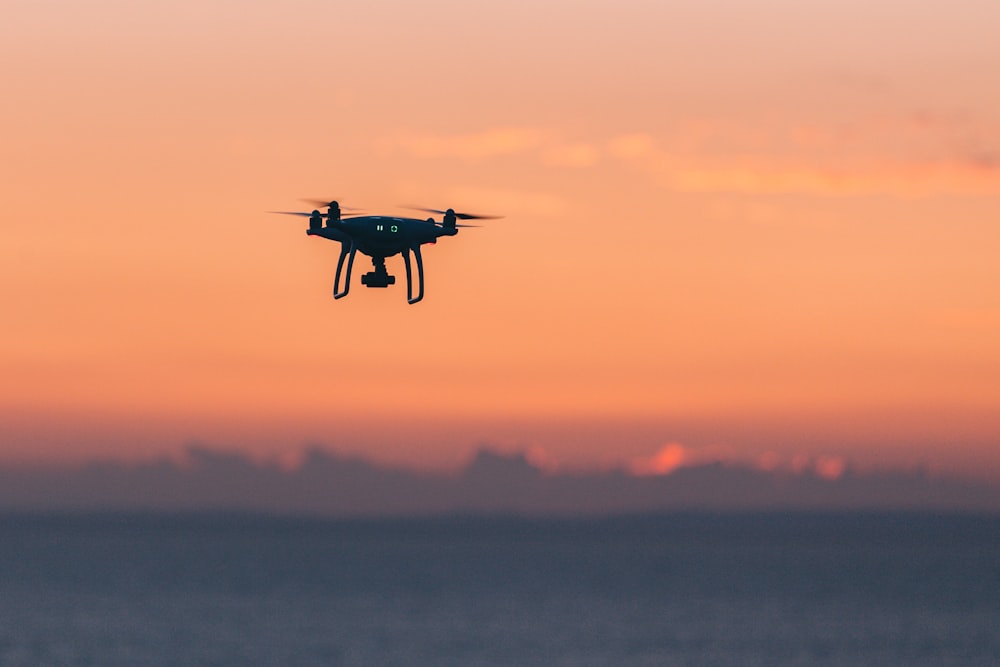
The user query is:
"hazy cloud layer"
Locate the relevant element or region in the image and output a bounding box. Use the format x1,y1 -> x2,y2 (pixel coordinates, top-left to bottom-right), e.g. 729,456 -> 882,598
2,446 -> 996,515
383,114 -> 1000,197
607,114 -> 1000,196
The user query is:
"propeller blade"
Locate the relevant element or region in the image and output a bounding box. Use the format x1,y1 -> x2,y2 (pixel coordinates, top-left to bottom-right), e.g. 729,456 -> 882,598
430,220 -> 481,228
404,206 -> 448,216
301,198 -> 364,211
402,206 -> 502,220
269,210 -> 327,218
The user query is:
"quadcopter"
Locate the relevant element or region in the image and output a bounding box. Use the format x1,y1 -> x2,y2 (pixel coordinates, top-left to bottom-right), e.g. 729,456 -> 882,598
272,199 -> 500,304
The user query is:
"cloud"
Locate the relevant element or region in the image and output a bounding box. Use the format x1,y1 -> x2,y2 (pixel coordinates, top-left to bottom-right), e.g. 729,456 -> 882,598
524,446 -> 560,473
631,443 -> 849,480
754,451 -> 782,472
814,456 -> 847,480
383,117 -> 1000,195
630,442 -> 687,476
657,160 -> 1000,197
630,442 -> 735,477
3,445 -> 997,512
609,117 -> 1000,197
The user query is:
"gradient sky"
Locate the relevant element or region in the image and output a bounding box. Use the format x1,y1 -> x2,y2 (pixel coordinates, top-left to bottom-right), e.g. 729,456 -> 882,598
2,0 -> 999,478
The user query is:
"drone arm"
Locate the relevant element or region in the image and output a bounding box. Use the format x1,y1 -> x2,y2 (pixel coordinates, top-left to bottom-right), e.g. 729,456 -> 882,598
402,244 -> 425,305
333,242 -> 356,299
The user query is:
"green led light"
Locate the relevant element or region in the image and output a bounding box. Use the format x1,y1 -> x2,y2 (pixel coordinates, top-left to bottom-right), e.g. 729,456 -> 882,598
390,225 -> 398,232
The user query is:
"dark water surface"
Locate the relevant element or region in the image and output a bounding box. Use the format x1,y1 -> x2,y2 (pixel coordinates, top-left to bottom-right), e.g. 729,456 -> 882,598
0,513 -> 997,665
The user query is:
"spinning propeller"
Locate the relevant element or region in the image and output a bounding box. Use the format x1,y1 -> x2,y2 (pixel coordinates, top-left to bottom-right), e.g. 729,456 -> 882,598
300,198 -> 366,212
269,210 -> 327,217
403,206 -> 502,220
402,206 -> 502,227
269,198 -> 364,218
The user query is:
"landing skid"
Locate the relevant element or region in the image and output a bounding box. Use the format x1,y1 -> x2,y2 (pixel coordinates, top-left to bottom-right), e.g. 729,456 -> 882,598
333,247 -> 424,304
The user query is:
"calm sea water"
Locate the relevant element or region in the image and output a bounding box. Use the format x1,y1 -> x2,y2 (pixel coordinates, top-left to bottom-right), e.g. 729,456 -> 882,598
0,513 -> 996,666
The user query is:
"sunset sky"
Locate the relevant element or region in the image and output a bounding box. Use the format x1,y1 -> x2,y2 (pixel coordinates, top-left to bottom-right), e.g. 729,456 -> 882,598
3,0 -> 999,478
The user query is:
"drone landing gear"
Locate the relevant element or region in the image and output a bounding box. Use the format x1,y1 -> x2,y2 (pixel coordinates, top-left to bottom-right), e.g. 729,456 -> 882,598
333,242 -> 356,299
332,247 -> 425,305
361,257 -> 396,288
402,244 -> 424,305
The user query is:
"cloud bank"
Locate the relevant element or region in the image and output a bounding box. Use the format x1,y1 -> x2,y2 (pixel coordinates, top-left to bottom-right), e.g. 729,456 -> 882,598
382,117 -> 1000,196
1,446 -> 996,515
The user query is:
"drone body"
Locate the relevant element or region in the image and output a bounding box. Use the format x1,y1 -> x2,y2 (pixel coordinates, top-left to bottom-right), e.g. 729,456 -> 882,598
272,201 -> 497,304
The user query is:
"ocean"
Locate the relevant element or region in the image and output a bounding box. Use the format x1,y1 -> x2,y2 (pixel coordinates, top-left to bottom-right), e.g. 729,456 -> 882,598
0,513 -> 997,666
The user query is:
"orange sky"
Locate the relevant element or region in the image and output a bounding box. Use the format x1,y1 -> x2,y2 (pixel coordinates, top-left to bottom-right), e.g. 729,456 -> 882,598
2,0 -> 999,478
